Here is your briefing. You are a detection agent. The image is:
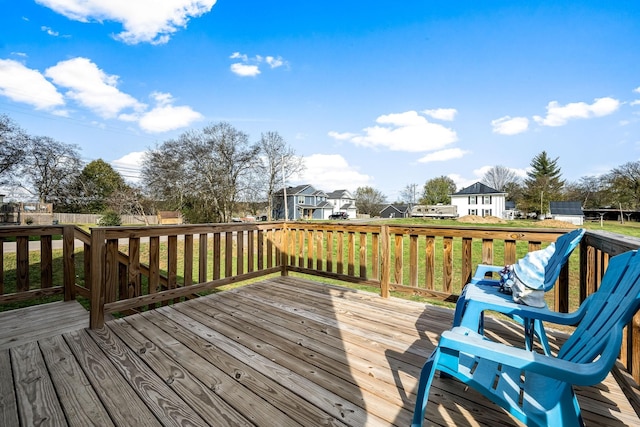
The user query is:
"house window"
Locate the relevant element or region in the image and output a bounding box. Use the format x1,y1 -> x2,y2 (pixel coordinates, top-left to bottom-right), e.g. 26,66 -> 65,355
298,196 -> 305,204
482,209 -> 492,217
468,209 -> 478,216
468,196 -> 477,204
483,196 -> 492,204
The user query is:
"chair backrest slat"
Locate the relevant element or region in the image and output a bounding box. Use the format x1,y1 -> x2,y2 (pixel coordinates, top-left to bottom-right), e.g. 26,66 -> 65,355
542,228 -> 585,291
559,250 -> 640,364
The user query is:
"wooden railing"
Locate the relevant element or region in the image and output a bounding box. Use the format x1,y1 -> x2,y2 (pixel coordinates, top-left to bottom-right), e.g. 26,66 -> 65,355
0,225 -> 79,304
1,222 -> 640,385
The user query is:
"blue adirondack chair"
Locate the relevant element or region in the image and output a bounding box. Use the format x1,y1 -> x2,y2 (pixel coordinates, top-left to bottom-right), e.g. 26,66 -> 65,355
412,249 -> 640,427
452,228 -> 585,354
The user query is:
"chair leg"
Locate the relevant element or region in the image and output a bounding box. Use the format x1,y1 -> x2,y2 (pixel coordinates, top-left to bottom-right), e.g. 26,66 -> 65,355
524,318 -> 534,351
534,320 -> 552,355
452,286 -> 469,327
411,349 -> 441,427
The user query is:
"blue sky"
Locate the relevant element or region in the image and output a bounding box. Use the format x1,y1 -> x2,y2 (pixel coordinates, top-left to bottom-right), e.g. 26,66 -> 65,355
2,1 -> 640,202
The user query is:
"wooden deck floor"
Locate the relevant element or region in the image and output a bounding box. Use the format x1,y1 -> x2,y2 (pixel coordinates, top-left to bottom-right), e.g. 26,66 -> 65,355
1,276 -> 639,426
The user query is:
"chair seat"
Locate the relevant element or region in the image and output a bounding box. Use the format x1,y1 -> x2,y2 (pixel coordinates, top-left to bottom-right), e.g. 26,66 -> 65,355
435,327 -> 578,426
453,228 -> 585,353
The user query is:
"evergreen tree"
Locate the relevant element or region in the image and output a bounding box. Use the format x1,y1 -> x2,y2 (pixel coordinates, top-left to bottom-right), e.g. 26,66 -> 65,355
523,151 -> 564,215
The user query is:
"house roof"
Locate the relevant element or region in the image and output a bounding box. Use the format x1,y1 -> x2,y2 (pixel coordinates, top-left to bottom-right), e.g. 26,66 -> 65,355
275,184 -> 313,196
380,203 -> 411,213
550,201 -> 584,216
452,182 -> 504,196
326,190 -> 353,199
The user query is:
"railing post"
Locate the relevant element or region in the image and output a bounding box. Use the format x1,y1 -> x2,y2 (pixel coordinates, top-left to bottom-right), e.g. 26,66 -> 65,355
62,225 -> 76,301
89,228 -> 106,329
280,223 -> 289,276
380,225 -> 390,298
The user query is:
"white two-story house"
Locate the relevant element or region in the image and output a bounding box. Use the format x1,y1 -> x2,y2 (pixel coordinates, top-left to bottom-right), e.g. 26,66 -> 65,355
450,182 -> 507,218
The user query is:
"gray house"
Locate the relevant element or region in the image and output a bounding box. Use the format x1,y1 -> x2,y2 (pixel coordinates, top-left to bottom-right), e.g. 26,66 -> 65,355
380,204 -> 411,218
272,185 -> 356,220
550,201 -> 584,226
325,190 -> 357,219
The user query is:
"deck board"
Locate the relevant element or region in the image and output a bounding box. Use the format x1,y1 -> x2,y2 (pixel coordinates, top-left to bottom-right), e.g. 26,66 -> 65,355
1,276 -> 639,426
0,300 -> 89,350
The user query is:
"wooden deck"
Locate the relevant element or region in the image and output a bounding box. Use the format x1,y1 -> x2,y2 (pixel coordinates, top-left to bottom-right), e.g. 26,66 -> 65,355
1,277 -> 639,426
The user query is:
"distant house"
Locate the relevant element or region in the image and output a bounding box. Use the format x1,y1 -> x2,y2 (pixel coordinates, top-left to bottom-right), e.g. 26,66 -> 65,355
380,204 -> 411,219
272,185 -> 356,220
326,190 -> 357,219
450,182 -> 507,218
503,200 -> 521,220
550,201 -> 584,226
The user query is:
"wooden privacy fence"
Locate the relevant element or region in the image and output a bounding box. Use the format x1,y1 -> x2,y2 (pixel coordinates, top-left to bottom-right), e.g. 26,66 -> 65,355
1,222 -> 640,384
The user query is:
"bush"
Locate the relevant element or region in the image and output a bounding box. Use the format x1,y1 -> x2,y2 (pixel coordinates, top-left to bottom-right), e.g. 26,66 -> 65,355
98,210 -> 122,226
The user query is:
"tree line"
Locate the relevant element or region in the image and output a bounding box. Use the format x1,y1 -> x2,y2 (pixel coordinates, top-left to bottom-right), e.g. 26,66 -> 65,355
0,114 -> 303,223
397,151 -> 640,216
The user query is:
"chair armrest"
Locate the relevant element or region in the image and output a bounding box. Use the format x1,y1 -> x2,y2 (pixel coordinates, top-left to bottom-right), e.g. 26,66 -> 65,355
459,289 -> 591,327
470,264 -> 503,285
440,327 -> 618,386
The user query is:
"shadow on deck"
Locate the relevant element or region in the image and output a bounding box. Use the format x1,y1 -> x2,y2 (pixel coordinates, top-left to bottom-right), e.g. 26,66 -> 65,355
1,277 -> 638,426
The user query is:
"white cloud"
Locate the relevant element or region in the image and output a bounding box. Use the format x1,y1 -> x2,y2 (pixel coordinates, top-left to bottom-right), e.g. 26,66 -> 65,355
35,0 -> 217,44
0,59 -> 65,109
2,56 -> 201,134
229,52 -> 288,76
422,108 -> 457,121
533,97 -> 620,127
631,100 -> 640,106
230,63 -> 260,77
265,56 -> 285,69
328,110 -> 458,152
417,148 -> 469,163
229,52 -> 248,61
45,57 -> 145,118
491,115 -> 529,135
111,151 -> 145,182
292,154 -> 372,192
41,26 -> 59,36
634,87 -> 640,94
137,92 -> 202,132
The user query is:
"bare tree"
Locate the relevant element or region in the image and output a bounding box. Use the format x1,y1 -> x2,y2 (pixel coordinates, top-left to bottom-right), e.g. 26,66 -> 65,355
605,161 -> 640,209
0,114 -> 27,185
142,122 -> 261,223
19,136 -> 82,205
354,186 -> 387,216
481,165 -> 521,192
257,131 -> 305,220
399,183 -> 419,205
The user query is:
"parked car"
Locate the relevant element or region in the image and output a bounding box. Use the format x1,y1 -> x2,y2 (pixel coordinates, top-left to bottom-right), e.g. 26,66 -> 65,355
329,212 -> 349,220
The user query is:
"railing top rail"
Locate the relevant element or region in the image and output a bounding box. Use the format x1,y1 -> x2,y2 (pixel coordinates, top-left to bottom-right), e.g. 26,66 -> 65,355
0,224 -> 66,237
386,225 -> 574,241
95,222 -> 285,239
583,229 -> 640,255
